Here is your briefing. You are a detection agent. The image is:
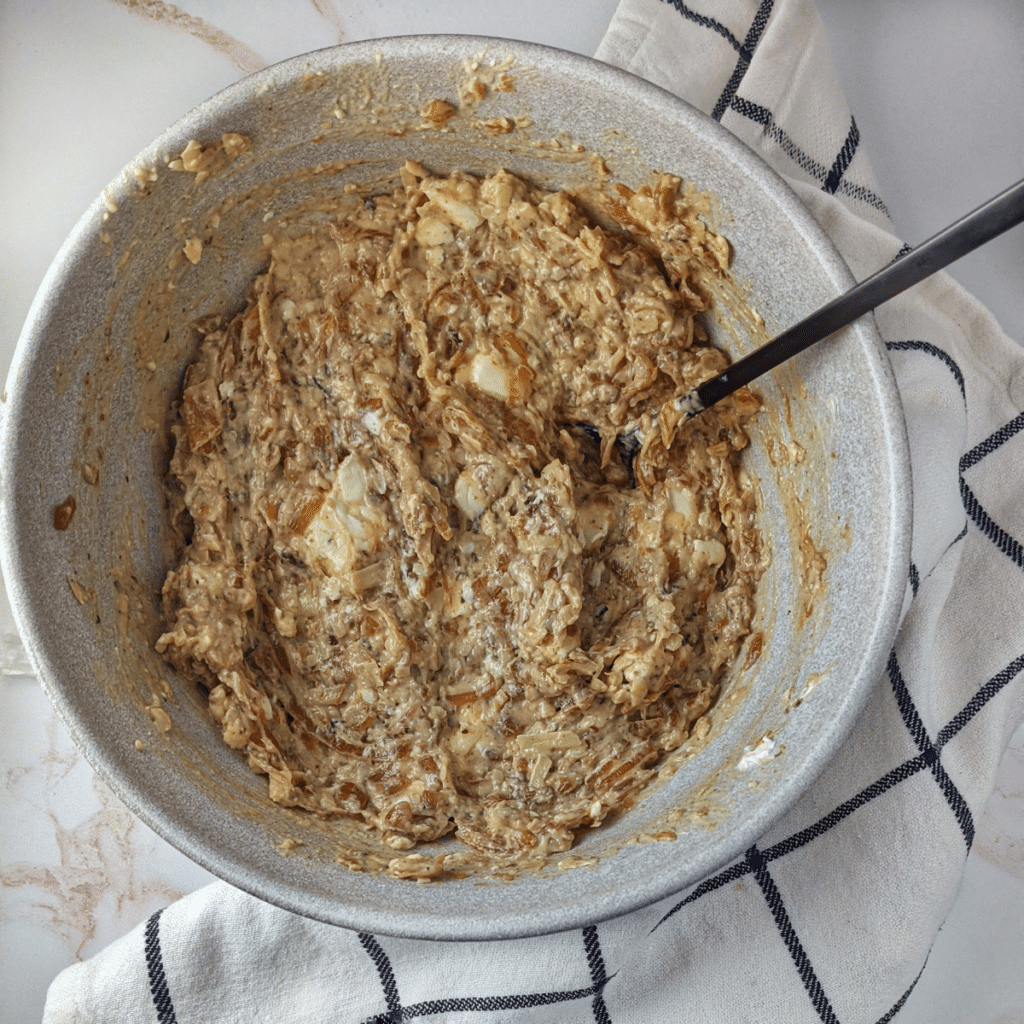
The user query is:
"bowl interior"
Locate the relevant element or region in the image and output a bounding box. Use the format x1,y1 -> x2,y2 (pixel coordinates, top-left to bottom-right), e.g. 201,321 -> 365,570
0,36 -> 910,939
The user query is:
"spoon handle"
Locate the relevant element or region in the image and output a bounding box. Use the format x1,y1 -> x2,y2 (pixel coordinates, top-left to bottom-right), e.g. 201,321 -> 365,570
690,176 -> 1024,413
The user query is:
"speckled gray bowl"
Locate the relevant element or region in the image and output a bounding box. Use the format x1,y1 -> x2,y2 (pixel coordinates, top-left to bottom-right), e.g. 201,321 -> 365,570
0,36 -> 910,940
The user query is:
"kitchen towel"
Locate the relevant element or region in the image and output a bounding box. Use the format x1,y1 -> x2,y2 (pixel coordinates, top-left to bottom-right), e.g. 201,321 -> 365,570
44,1 -> 1024,1021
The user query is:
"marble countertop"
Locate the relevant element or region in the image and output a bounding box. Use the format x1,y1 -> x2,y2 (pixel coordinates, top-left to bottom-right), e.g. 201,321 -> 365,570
1,2 -> 1022,1022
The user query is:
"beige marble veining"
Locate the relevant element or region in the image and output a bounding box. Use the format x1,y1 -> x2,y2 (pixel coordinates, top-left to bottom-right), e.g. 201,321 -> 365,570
0,677 -> 212,964
306,0 -> 347,46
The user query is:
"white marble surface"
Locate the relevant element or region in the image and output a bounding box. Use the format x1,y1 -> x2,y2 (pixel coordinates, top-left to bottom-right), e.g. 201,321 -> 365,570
1,2 -> 1022,1022
818,0 -> 1024,348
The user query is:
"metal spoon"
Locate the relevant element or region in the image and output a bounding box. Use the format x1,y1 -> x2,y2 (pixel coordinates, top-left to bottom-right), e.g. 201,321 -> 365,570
616,175 -> 1024,468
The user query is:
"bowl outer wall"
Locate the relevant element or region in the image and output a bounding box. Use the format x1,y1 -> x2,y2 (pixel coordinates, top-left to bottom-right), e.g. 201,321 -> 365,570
0,36 -> 911,939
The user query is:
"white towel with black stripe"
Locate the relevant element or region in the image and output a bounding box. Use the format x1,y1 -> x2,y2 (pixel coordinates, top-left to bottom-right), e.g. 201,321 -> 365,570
44,1 -> 1024,1021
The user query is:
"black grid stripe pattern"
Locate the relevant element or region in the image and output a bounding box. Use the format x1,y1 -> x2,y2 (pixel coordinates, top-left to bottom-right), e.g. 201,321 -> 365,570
726,97 -> 889,213
959,410 -> 1024,572
651,859 -> 751,932
960,477 -> 1024,570
762,752 -> 937,862
710,0 -> 775,120
882,347 -> 1022,592
665,0 -> 891,213
663,0 -> 748,53
651,751 -> 937,931
823,117 -> 860,194
646,636 -> 1023,1024
887,649 -> 975,848
729,97 -> 823,176
666,0 -> 889,213
357,929 -> 613,1024
144,910 -> 178,1024
961,409 -> 1024,471
748,847 -> 840,1024
359,933 -> 402,1023
361,987 -> 601,1024
938,651 -> 1024,749
885,340 -> 967,403
833,176 -> 889,215
583,926 -> 613,1024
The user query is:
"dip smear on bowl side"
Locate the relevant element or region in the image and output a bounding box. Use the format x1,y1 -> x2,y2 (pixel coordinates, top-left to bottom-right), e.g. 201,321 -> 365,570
156,162 -> 764,876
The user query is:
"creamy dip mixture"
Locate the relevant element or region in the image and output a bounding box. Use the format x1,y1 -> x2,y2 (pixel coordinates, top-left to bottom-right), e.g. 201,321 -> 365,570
156,163 -> 762,867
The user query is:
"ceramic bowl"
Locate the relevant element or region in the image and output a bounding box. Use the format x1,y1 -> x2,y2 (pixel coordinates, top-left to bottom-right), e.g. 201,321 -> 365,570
0,36 -> 910,939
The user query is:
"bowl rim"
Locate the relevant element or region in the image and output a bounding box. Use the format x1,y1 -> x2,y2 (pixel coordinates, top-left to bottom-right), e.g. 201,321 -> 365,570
0,33 -> 912,939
